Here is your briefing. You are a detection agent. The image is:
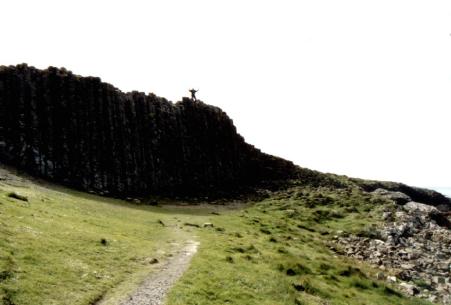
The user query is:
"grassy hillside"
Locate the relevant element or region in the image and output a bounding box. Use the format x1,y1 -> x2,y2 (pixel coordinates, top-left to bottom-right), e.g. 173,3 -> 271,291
0,168 -> 433,305
167,187 -> 432,305
0,169 -> 213,305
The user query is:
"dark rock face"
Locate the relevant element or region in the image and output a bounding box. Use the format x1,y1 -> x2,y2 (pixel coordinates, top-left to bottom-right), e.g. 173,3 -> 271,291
0,64 -> 298,197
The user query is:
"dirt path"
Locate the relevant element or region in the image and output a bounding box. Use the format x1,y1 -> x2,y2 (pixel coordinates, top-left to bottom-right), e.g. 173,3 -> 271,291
118,240 -> 199,305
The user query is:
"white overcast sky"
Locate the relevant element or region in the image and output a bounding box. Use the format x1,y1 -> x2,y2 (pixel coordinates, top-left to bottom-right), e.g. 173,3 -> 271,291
1,0 -> 450,188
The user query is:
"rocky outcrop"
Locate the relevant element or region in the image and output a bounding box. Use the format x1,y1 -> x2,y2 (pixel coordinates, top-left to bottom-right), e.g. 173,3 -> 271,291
0,64 -> 299,197
334,200 -> 451,304
352,178 -> 451,212
372,188 -> 412,205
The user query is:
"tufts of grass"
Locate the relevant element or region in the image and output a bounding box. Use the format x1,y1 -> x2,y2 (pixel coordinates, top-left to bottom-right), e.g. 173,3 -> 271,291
7,192 -> 28,202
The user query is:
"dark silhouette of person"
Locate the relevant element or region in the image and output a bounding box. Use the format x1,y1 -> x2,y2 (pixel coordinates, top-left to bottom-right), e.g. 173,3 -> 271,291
189,89 -> 198,101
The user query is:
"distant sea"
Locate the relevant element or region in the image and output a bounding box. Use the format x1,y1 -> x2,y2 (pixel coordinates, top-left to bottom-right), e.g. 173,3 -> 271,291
432,187 -> 451,198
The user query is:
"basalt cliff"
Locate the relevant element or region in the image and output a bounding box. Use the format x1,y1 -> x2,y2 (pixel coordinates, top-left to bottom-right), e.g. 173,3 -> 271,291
0,64 -> 300,197
1,64 -> 451,211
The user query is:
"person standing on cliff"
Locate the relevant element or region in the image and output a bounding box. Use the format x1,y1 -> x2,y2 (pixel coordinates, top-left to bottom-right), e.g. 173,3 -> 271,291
189,88 -> 198,101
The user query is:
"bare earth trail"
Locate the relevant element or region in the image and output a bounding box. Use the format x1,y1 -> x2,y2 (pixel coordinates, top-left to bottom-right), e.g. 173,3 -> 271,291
117,240 -> 199,305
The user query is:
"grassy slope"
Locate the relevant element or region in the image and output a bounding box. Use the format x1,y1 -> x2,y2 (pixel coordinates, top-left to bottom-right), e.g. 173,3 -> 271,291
167,187 -> 432,305
0,174 -> 213,305
0,171 -> 433,305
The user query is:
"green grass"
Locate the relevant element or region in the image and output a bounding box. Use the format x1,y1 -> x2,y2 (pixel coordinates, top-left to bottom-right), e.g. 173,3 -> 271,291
0,173 -> 434,305
0,177 -> 213,305
166,187 -> 433,305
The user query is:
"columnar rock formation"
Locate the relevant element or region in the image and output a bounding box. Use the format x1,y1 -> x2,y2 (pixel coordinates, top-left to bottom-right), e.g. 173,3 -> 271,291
0,64 -> 298,196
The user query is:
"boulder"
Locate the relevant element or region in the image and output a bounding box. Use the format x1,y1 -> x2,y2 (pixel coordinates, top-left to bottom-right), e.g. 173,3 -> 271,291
399,282 -> 419,296
403,201 -> 439,215
387,276 -> 397,283
404,202 -> 451,228
372,188 -> 411,205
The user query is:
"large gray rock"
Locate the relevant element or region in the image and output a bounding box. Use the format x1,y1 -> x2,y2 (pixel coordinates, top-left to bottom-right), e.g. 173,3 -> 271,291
372,188 -> 411,205
399,282 -> 420,296
403,202 -> 451,229
403,201 -> 440,215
